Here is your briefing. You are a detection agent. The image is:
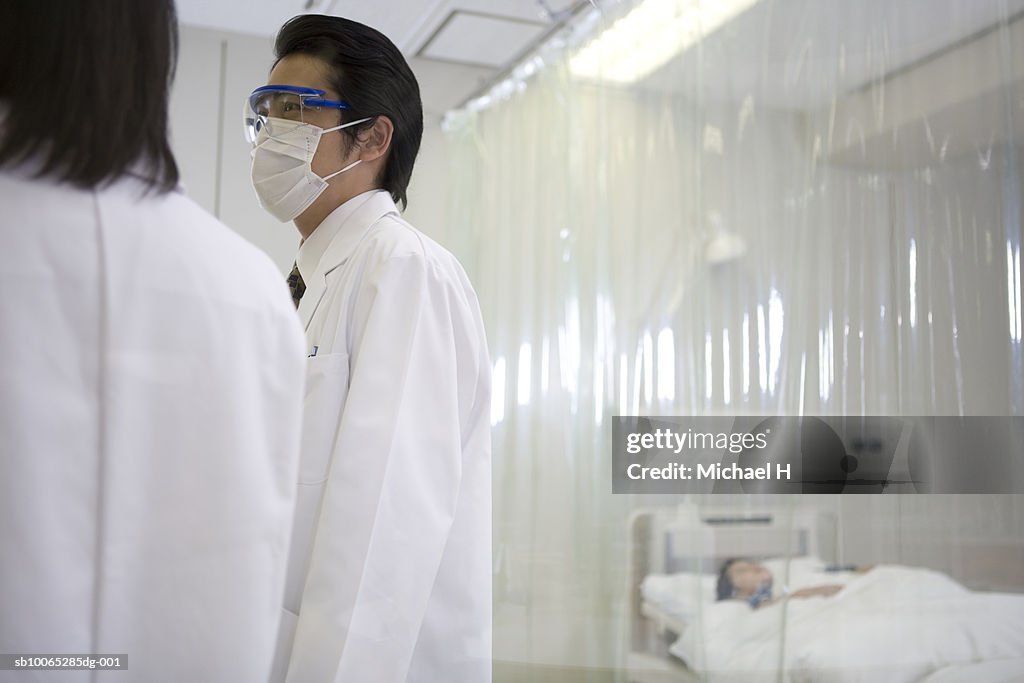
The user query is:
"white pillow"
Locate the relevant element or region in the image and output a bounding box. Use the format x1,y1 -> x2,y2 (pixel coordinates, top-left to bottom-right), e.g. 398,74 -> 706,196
641,572 -> 718,624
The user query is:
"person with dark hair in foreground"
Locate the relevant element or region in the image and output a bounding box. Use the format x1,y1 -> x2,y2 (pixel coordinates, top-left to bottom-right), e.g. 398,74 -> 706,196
0,1 -> 307,680
245,14 -> 492,683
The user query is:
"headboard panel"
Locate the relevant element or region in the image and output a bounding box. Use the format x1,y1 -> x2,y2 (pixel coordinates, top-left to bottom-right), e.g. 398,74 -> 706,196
636,505 -> 832,573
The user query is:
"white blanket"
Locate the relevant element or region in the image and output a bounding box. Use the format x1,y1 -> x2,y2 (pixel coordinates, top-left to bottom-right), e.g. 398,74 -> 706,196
671,566 -> 1024,683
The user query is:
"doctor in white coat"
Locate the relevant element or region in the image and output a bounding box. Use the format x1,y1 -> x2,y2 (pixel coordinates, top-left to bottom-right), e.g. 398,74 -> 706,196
0,2 -> 306,681
247,15 -> 492,683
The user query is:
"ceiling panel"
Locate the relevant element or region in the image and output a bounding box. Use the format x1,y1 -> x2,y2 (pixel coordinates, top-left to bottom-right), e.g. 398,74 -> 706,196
419,11 -> 549,68
174,0 -> 573,115
175,0 -> 449,50
173,0 -> 573,48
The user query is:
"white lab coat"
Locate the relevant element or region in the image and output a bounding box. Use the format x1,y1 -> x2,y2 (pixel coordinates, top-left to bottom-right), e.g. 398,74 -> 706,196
272,190 -> 492,683
0,168 -> 307,682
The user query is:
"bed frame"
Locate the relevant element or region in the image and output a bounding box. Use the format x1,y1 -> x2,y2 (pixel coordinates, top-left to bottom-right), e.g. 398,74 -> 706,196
625,504 -> 837,683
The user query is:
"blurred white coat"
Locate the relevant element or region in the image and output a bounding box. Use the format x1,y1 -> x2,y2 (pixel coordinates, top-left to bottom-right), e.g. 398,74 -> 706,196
0,169 -> 307,682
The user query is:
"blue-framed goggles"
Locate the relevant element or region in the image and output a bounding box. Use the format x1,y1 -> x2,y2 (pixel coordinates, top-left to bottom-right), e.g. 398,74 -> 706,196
243,85 -> 352,144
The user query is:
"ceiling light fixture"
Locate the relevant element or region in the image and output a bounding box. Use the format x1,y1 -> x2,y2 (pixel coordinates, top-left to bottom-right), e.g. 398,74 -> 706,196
569,0 -> 760,83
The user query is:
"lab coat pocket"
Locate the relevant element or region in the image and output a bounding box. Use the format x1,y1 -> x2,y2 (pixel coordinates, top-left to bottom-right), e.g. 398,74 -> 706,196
300,352 -> 350,484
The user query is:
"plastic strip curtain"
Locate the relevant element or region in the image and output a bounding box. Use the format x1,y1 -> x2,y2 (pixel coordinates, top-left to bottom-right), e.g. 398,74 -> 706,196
443,0 -> 1023,679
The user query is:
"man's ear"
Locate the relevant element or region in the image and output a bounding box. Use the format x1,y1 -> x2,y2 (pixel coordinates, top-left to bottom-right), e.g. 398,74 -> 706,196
356,116 -> 394,163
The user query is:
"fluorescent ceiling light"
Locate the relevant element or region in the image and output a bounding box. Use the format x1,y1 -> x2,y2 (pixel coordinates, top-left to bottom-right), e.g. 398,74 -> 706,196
569,0 -> 760,83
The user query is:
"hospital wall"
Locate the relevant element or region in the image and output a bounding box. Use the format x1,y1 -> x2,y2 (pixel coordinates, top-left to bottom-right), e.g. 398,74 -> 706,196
168,24 -> 453,275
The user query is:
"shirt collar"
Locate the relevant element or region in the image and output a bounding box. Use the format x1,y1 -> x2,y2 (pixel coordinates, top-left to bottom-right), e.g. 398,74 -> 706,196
295,189 -> 389,281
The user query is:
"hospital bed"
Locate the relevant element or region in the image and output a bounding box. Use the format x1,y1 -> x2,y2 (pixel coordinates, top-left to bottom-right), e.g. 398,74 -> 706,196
626,505 -> 1024,683
627,505 -> 832,682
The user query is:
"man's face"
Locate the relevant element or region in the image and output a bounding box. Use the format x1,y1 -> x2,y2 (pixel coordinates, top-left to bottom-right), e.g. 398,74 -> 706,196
265,53 -> 357,179
727,561 -> 772,597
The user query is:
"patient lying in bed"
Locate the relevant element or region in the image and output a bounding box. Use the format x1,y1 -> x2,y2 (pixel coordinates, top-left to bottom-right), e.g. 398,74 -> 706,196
667,562 -> 1024,683
715,558 -> 874,608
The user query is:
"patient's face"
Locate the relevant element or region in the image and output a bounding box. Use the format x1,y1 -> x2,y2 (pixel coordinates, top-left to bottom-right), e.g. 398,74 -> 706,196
728,561 -> 772,597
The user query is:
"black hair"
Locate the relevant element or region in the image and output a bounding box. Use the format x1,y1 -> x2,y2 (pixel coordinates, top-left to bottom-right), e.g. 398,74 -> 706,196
0,0 -> 180,193
716,558 -> 741,601
273,14 -> 423,211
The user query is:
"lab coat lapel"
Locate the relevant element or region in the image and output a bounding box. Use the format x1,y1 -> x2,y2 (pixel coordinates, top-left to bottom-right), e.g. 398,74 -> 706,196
296,273 -> 326,331
297,192 -> 399,330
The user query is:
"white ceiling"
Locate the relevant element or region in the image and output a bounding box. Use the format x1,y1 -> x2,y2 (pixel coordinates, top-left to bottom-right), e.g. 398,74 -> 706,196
175,0 -> 581,115
419,11 -> 550,68
175,0 -> 580,51
176,0 -> 1024,117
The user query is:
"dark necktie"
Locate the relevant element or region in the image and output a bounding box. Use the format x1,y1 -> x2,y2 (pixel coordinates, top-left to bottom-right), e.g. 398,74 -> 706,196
287,263 -> 306,309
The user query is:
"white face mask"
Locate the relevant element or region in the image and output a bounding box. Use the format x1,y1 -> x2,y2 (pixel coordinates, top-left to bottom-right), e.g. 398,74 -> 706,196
250,116 -> 371,222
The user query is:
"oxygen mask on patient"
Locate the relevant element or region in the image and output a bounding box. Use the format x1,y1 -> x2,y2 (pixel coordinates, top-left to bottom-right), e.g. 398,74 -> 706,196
746,580 -> 774,609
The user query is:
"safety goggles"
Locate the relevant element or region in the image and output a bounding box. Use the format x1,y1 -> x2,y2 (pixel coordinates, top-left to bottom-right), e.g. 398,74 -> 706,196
242,85 -> 352,144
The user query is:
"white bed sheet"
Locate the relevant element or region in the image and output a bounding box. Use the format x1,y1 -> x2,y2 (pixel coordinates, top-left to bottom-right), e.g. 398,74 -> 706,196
670,566 -> 1024,683
920,658 -> 1024,683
